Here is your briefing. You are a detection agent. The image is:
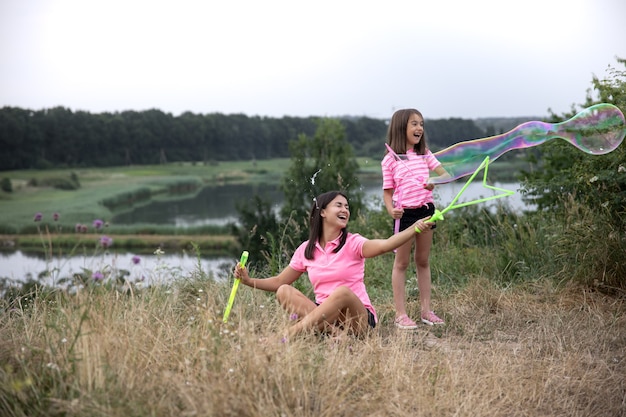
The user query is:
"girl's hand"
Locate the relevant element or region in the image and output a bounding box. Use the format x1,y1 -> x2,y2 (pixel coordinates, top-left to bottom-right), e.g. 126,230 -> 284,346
391,207 -> 404,219
424,183 -> 435,191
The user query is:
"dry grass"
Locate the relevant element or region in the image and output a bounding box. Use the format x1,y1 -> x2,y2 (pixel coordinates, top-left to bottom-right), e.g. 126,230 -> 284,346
1,276 -> 624,417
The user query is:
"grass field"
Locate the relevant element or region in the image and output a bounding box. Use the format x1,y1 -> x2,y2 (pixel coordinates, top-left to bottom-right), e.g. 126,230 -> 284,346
0,159 -> 293,232
1,158 -> 625,416
1,271 -> 624,417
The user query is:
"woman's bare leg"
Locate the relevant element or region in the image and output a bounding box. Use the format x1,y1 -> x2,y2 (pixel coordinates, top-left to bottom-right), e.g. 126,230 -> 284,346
276,284 -> 317,318
286,286 -> 370,337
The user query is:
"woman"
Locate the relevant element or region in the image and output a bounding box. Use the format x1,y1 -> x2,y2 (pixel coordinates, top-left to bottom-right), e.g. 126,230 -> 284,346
234,190 -> 432,338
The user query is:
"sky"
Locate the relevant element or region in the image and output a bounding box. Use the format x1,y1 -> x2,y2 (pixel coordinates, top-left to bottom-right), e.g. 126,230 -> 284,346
1,0 -> 625,120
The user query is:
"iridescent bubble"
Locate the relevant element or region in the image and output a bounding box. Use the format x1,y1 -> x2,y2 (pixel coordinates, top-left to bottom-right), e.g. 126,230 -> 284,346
428,103 -> 626,184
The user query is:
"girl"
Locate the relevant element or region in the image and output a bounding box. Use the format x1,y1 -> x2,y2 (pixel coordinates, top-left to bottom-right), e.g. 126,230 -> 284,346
381,109 -> 448,329
234,190 -> 433,338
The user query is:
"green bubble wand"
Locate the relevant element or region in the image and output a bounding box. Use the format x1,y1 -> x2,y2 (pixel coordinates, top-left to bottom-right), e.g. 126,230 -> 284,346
222,251 -> 249,323
417,156 -> 515,231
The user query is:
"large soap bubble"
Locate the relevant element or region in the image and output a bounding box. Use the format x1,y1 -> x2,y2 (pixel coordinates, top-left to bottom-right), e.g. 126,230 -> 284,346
428,103 -> 626,184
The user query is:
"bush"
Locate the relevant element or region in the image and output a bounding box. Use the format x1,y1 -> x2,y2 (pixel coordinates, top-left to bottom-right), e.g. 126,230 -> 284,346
520,57 -> 626,292
1,178 -> 12,192
44,177 -> 80,190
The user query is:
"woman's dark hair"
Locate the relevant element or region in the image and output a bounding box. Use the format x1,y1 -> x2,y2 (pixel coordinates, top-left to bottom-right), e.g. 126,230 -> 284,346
304,191 -> 349,260
385,108 -> 428,155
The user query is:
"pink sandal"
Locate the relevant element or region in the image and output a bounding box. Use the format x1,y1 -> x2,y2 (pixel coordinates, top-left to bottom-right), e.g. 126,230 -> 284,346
421,311 -> 445,326
394,314 -> 418,330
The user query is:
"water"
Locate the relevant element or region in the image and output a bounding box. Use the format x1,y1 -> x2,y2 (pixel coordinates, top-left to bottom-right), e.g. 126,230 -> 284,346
0,250 -> 235,284
1,180 -> 530,282
112,183 -> 284,227
110,180 -> 529,227
432,180 -> 531,213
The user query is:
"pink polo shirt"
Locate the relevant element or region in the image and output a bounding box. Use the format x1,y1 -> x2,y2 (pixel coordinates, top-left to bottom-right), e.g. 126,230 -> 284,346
381,149 -> 441,208
289,232 -> 377,323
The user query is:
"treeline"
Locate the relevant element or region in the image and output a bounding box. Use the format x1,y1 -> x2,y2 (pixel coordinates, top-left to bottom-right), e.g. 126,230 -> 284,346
0,106 -> 488,171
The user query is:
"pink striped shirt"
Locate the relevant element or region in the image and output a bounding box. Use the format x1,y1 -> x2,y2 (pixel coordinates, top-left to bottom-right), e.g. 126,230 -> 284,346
381,149 -> 441,208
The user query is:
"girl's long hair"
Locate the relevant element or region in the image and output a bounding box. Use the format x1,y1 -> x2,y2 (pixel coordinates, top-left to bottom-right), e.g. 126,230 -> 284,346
304,191 -> 348,260
385,108 -> 428,155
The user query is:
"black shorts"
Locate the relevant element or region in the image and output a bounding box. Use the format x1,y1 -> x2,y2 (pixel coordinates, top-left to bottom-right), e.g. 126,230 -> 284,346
366,309 -> 376,329
397,203 -> 436,231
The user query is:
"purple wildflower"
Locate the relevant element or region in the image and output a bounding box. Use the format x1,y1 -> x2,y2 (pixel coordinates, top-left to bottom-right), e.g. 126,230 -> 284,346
131,255 -> 141,265
75,223 -> 82,233
34,212 -> 43,222
93,219 -> 104,229
80,224 -> 88,233
289,313 -> 298,321
52,212 -> 60,221
99,235 -> 113,248
93,271 -> 104,281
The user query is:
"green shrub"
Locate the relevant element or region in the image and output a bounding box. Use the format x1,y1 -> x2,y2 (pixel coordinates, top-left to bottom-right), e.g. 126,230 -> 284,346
1,178 -> 12,192
100,187 -> 152,209
520,57 -> 626,292
43,177 -> 80,190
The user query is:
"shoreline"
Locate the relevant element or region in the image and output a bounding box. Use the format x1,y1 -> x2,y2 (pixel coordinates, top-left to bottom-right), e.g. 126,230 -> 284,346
0,233 -> 238,254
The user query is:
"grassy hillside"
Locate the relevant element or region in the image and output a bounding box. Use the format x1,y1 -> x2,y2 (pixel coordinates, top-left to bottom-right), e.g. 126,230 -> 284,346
1,270 -> 623,416
1,158 -> 624,416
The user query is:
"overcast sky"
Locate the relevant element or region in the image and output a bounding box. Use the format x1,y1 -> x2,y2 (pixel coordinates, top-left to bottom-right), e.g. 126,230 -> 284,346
1,0 -> 625,120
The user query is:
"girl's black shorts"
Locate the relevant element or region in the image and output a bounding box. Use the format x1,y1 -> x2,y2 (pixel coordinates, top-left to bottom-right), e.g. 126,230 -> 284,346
397,203 -> 436,231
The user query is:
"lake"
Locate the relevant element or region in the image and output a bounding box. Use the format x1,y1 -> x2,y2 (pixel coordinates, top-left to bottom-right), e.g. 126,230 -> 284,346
109,179 -> 530,227
0,179 -> 531,282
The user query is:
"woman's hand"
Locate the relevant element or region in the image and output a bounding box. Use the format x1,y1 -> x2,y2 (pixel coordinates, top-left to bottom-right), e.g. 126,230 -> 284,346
234,263 -> 250,284
423,183 -> 435,191
413,217 -> 433,233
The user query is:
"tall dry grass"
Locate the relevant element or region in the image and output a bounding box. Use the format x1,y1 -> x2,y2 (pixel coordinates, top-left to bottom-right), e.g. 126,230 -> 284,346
1,274 -> 624,417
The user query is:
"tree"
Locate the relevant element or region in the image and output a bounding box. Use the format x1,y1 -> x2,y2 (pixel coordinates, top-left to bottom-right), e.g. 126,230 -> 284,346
232,195 -> 282,272
520,57 -> 626,288
233,118 -> 365,271
521,57 -> 625,220
1,178 -> 12,192
280,118 -> 364,245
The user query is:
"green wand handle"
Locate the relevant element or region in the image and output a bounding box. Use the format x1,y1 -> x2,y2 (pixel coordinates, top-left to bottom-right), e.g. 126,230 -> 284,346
222,251 -> 249,323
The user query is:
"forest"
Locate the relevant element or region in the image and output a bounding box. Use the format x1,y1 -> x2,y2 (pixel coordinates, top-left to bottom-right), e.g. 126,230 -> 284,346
0,105 -> 514,171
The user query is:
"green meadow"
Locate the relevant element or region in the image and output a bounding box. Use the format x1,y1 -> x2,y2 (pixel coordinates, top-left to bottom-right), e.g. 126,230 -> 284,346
0,159 -> 292,233
0,157 -> 523,236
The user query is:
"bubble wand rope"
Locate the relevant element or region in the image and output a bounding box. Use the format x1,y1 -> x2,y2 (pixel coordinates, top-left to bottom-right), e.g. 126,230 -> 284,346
393,185 -> 403,234
416,156 -> 515,232
384,143 -> 432,190
392,187 -> 402,253
223,251 -> 249,323
384,145 -> 417,252
384,143 -> 426,236
384,143 -> 440,239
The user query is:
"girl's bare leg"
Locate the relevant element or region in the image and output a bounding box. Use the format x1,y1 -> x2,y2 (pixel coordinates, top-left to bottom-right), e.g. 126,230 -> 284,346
392,238 -> 413,318
414,229 -> 434,315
